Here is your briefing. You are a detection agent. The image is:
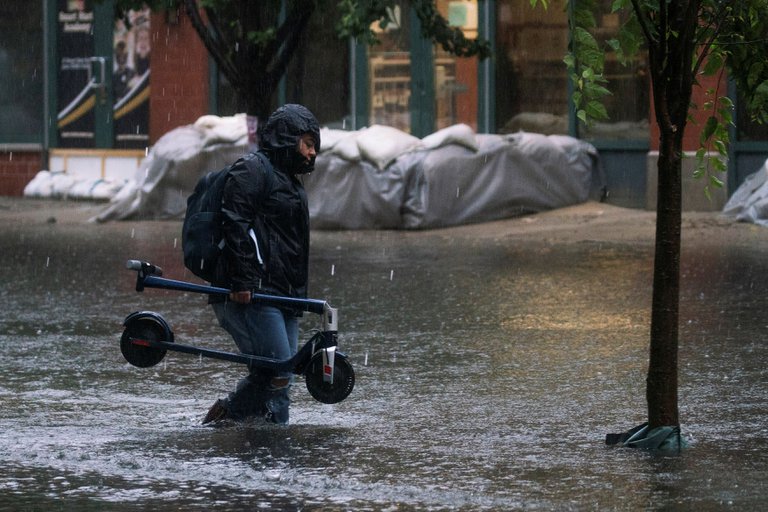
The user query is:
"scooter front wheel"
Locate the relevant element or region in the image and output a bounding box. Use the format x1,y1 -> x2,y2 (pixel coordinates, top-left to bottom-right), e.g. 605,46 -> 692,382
304,353 -> 355,404
120,315 -> 170,368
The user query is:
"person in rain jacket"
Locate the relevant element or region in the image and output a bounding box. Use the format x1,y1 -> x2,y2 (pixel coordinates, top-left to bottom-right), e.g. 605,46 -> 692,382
203,104 -> 320,425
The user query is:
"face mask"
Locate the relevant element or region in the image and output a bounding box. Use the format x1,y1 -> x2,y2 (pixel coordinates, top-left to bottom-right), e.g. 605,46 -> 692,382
275,146 -> 315,175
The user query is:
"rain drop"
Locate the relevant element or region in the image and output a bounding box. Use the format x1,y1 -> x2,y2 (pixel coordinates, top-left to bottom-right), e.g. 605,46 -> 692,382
45,256 -> 50,267
390,270 -> 394,281
331,264 -> 335,276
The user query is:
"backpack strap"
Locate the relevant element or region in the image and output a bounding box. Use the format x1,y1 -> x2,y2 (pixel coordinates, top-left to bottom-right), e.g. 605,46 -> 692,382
253,151 -> 275,174
242,151 -> 277,203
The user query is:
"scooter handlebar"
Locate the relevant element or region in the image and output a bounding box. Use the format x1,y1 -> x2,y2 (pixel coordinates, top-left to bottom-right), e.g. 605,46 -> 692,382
127,259 -> 330,316
126,259 -> 163,277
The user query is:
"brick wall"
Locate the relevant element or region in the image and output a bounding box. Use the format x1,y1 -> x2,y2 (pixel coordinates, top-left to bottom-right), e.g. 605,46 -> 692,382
0,150 -> 43,196
148,11 -> 210,144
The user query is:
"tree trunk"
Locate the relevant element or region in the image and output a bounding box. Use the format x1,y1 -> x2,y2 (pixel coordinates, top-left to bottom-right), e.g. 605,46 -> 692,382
647,126 -> 682,430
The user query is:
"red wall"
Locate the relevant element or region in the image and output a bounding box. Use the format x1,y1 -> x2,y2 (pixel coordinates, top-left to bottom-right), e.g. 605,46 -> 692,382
649,71 -> 726,152
0,151 -> 43,196
148,11 -> 210,144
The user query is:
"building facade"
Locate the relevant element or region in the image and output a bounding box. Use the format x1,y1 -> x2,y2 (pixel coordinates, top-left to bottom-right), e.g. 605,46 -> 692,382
1,0 -> 766,208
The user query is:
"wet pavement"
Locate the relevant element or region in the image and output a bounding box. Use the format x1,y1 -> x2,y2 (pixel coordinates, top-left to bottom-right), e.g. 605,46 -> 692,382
1,198 -> 767,510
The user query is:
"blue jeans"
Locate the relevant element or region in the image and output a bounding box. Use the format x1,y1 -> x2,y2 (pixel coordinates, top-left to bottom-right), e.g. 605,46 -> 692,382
212,302 -> 299,423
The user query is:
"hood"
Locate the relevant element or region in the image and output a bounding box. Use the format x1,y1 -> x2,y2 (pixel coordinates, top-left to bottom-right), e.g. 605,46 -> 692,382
259,104 -> 321,175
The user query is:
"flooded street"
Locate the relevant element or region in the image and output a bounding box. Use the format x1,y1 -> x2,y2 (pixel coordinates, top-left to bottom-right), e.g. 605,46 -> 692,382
1,199 -> 767,511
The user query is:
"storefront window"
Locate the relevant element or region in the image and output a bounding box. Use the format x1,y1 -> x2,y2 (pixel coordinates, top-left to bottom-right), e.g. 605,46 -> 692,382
113,6 -> 151,148
580,3 -> 649,141
0,1 -> 43,143
435,0 -> 479,131
365,0 -> 480,134
368,1 -> 412,132
737,94 -> 768,142
495,0 -> 648,140
495,0 -> 570,135
284,3 -> 351,128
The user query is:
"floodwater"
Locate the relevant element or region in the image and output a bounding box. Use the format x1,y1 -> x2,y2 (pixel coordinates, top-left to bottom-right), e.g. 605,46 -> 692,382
1,203 -> 767,511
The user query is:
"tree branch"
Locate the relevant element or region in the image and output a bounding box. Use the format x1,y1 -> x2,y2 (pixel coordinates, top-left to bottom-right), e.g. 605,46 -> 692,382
183,0 -> 241,85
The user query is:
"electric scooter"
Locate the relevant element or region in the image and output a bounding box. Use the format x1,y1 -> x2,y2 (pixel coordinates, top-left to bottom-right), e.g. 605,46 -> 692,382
119,260 -> 354,404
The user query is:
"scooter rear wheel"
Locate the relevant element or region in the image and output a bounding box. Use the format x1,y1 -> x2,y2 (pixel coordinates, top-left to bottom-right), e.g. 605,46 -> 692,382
305,353 -> 355,404
120,317 -> 168,368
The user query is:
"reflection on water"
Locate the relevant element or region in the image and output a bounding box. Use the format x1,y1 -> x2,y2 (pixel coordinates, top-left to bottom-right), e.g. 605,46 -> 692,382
1,213 -> 767,510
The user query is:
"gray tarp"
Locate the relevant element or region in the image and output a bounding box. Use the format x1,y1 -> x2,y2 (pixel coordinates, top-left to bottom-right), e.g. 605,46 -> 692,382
88,117 -> 605,229
92,121 -> 248,222
722,158 -> 768,226
305,132 -> 604,229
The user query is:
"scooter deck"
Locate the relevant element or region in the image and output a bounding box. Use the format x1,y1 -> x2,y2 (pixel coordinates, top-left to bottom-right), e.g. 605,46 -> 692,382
127,336 -> 284,368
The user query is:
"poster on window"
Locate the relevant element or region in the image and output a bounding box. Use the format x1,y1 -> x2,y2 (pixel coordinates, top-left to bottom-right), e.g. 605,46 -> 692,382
113,6 -> 151,148
56,0 -> 95,147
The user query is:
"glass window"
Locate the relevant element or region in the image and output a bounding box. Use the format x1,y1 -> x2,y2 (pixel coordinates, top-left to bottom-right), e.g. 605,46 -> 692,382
367,1 -> 412,132
736,93 -> 768,142
435,0 -> 479,131
284,3 -> 351,128
580,3 -> 649,141
495,0 -> 648,140
0,1 -> 44,143
495,0 -> 570,135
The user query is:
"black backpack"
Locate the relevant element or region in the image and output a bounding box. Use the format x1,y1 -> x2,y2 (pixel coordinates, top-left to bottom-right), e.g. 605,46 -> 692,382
182,152 -> 273,283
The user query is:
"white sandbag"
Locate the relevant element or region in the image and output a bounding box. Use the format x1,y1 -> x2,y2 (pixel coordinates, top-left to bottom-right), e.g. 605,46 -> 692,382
357,124 -> 424,170
50,172 -> 76,198
67,179 -> 94,199
421,123 -> 478,152
330,130 -> 362,161
195,113 -> 248,146
319,127 -> 350,152
152,125 -> 207,164
23,170 -> 54,198
96,179 -> 128,200
68,178 -> 126,200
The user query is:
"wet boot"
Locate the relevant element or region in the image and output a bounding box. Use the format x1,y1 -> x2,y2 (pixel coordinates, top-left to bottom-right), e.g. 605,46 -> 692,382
202,398 -> 228,425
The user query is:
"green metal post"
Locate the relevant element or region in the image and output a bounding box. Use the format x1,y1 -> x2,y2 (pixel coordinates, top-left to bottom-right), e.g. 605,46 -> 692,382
352,39 -> 369,130
409,6 -> 434,137
477,0 -> 495,134
93,0 -> 114,148
43,0 -> 58,153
